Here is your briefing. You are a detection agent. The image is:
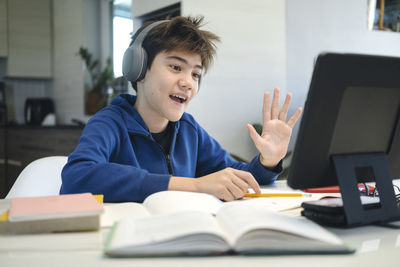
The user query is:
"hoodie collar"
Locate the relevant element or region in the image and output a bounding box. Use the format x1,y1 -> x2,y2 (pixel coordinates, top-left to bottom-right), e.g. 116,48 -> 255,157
109,94 -> 180,135
109,94 -> 149,135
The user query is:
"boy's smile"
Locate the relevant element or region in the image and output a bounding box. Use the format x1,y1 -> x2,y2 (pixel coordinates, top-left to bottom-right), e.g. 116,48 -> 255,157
170,93 -> 187,104
134,50 -> 202,133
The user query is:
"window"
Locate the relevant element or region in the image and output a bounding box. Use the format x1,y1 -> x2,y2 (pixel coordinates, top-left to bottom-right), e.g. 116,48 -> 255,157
113,0 -> 133,77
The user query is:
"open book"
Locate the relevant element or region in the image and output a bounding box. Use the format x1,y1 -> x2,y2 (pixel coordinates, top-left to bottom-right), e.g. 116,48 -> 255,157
104,191 -> 354,256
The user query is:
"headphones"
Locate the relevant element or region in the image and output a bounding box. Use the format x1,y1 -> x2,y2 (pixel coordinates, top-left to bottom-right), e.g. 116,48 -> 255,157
122,20 -> 168,82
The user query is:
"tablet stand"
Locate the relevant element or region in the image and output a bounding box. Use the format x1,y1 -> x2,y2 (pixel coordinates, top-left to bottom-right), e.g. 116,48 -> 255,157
332,153 -> 400,227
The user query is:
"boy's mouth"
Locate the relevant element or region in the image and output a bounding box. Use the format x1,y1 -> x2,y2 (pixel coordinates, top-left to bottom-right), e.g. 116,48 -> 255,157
169,94 -> 187,104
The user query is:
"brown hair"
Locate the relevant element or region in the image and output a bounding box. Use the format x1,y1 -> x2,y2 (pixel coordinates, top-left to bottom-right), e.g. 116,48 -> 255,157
131,16 -> 220,90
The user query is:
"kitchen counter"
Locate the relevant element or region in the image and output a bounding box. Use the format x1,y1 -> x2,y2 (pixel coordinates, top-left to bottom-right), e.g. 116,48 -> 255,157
0,126 -> 83,198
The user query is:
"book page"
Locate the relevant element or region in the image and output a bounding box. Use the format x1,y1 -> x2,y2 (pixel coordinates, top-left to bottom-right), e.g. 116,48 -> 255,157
236,193 -> 336,212
101,203 -> 151,228
143,191 -> 223,216
216,203 -> 343,245
234,197 -> 307,212
106,210 -> 230,255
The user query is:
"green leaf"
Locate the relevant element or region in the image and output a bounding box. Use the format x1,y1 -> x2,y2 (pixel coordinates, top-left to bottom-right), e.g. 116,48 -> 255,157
76,46 -> 114,92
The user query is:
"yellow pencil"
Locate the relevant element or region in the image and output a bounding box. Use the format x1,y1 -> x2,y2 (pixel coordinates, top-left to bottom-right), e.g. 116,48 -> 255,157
244,192 -> 312,197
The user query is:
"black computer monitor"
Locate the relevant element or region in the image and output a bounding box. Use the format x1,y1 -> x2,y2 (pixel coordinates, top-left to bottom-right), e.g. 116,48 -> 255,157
287,53 -> 400,189
287,53 -> 400,226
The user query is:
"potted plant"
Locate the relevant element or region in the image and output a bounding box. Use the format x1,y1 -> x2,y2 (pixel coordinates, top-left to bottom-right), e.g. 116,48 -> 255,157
76,47 -> 114,115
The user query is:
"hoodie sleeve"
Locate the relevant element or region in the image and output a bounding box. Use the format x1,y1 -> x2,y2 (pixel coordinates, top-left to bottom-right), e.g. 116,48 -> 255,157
60,112 -> 171,202
194,122 -> 282,185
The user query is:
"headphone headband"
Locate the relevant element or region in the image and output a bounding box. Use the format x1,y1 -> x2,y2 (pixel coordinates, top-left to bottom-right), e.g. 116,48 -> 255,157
129,20 -> 167,48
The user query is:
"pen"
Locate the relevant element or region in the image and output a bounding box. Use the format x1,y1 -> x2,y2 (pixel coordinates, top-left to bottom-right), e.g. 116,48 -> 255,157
244,192 -> 312,197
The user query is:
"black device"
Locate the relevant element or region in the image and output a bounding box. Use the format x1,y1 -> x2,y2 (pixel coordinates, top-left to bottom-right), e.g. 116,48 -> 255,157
287,53 -> 400,227
0,82 -> 6,126
300,197 -> 382,227
24,98 -> 54,125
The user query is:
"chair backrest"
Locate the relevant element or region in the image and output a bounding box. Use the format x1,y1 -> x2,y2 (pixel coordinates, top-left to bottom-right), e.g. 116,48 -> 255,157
6,156 -> 68,199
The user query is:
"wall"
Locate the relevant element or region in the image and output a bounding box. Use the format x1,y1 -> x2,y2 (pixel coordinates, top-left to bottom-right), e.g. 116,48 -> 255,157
286,0 -> 400,149
100,0 -> 113,69
53,0 -> 85,125
0,0 -> 51,124
184,0 -> 287,161
0,0 -> 7,57
53,0 -> 111,125
131,0 -> 287,161
131,0 -> 179,17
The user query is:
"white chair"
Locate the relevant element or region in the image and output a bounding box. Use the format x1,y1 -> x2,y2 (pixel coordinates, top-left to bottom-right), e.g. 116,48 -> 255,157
5,156 -> 68,199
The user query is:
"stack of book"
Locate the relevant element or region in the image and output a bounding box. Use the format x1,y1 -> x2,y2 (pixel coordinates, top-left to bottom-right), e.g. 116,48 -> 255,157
0,193 -> 103,234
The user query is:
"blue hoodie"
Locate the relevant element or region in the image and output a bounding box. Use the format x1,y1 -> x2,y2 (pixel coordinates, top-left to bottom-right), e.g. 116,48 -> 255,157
60,94 -> 281,202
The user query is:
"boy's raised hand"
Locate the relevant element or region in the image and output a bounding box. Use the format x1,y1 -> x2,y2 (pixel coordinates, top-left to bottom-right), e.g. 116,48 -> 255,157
247,88 -> 302,168
169,88 -> 301,201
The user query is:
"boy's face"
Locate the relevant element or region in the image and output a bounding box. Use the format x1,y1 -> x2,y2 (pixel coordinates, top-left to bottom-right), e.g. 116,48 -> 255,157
139,50 -> 202,123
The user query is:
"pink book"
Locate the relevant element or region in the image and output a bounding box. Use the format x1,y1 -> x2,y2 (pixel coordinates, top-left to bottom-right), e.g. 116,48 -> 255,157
8,193 -> 103,222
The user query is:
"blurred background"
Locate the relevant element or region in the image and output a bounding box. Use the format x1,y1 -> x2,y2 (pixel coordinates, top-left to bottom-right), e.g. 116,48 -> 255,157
0,0 -> 399,197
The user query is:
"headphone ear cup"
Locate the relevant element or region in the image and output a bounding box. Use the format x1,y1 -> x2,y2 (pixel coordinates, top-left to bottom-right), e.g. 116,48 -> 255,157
122,46 -> 134,81
123,20 -> 168,83
136,47 -> 148,82
122,40 -> 148,82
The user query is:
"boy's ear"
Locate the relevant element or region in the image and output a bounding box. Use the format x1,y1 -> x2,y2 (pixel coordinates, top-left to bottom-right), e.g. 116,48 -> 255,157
138,72 -> 147,83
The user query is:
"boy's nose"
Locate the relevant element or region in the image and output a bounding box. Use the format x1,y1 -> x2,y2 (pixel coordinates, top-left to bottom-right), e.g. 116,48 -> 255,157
178,73 -> 194,90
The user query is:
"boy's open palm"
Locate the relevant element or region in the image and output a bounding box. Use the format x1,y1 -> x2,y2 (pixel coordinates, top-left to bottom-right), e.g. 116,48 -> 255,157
247,88 -> 302,168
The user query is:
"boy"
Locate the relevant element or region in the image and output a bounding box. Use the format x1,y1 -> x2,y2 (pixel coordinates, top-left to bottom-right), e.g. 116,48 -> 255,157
60,16 -> 302,202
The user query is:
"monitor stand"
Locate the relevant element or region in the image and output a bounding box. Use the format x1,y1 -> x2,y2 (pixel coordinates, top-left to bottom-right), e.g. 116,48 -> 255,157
332,152 -> 400,227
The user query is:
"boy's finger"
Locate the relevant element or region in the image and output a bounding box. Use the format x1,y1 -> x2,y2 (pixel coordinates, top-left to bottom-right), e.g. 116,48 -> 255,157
219,188 -> 234,202
279,93 -> 292,121
226,182 -> 246,199
271,87 -> 280,120
232,169 -> 261,194
246,124 -> 262,144
287,107 -> 303,128
231,175 -> 250,193
262,92 -> 271,124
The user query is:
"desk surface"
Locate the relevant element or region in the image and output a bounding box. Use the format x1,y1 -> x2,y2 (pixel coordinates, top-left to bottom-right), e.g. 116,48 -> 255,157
1,181 -> 399,267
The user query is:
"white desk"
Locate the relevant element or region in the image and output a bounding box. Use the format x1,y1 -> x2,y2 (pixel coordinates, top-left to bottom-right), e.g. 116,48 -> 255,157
1,182 -> 399,267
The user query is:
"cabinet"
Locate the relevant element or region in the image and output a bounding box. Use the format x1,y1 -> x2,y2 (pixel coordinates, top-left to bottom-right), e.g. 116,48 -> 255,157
7,0 -> 52,78
0,0 -> 7,57
0,126 -> 83,198
0,128 -> 5,197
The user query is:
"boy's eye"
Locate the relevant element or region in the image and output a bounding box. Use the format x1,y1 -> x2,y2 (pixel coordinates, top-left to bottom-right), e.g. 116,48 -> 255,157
192,73 -> 201,80
170,65 -> 181,71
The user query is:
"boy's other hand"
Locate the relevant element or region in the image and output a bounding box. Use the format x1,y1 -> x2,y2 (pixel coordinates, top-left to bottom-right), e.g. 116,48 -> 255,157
247,88 -> 302,168
195,168 -> 261,201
